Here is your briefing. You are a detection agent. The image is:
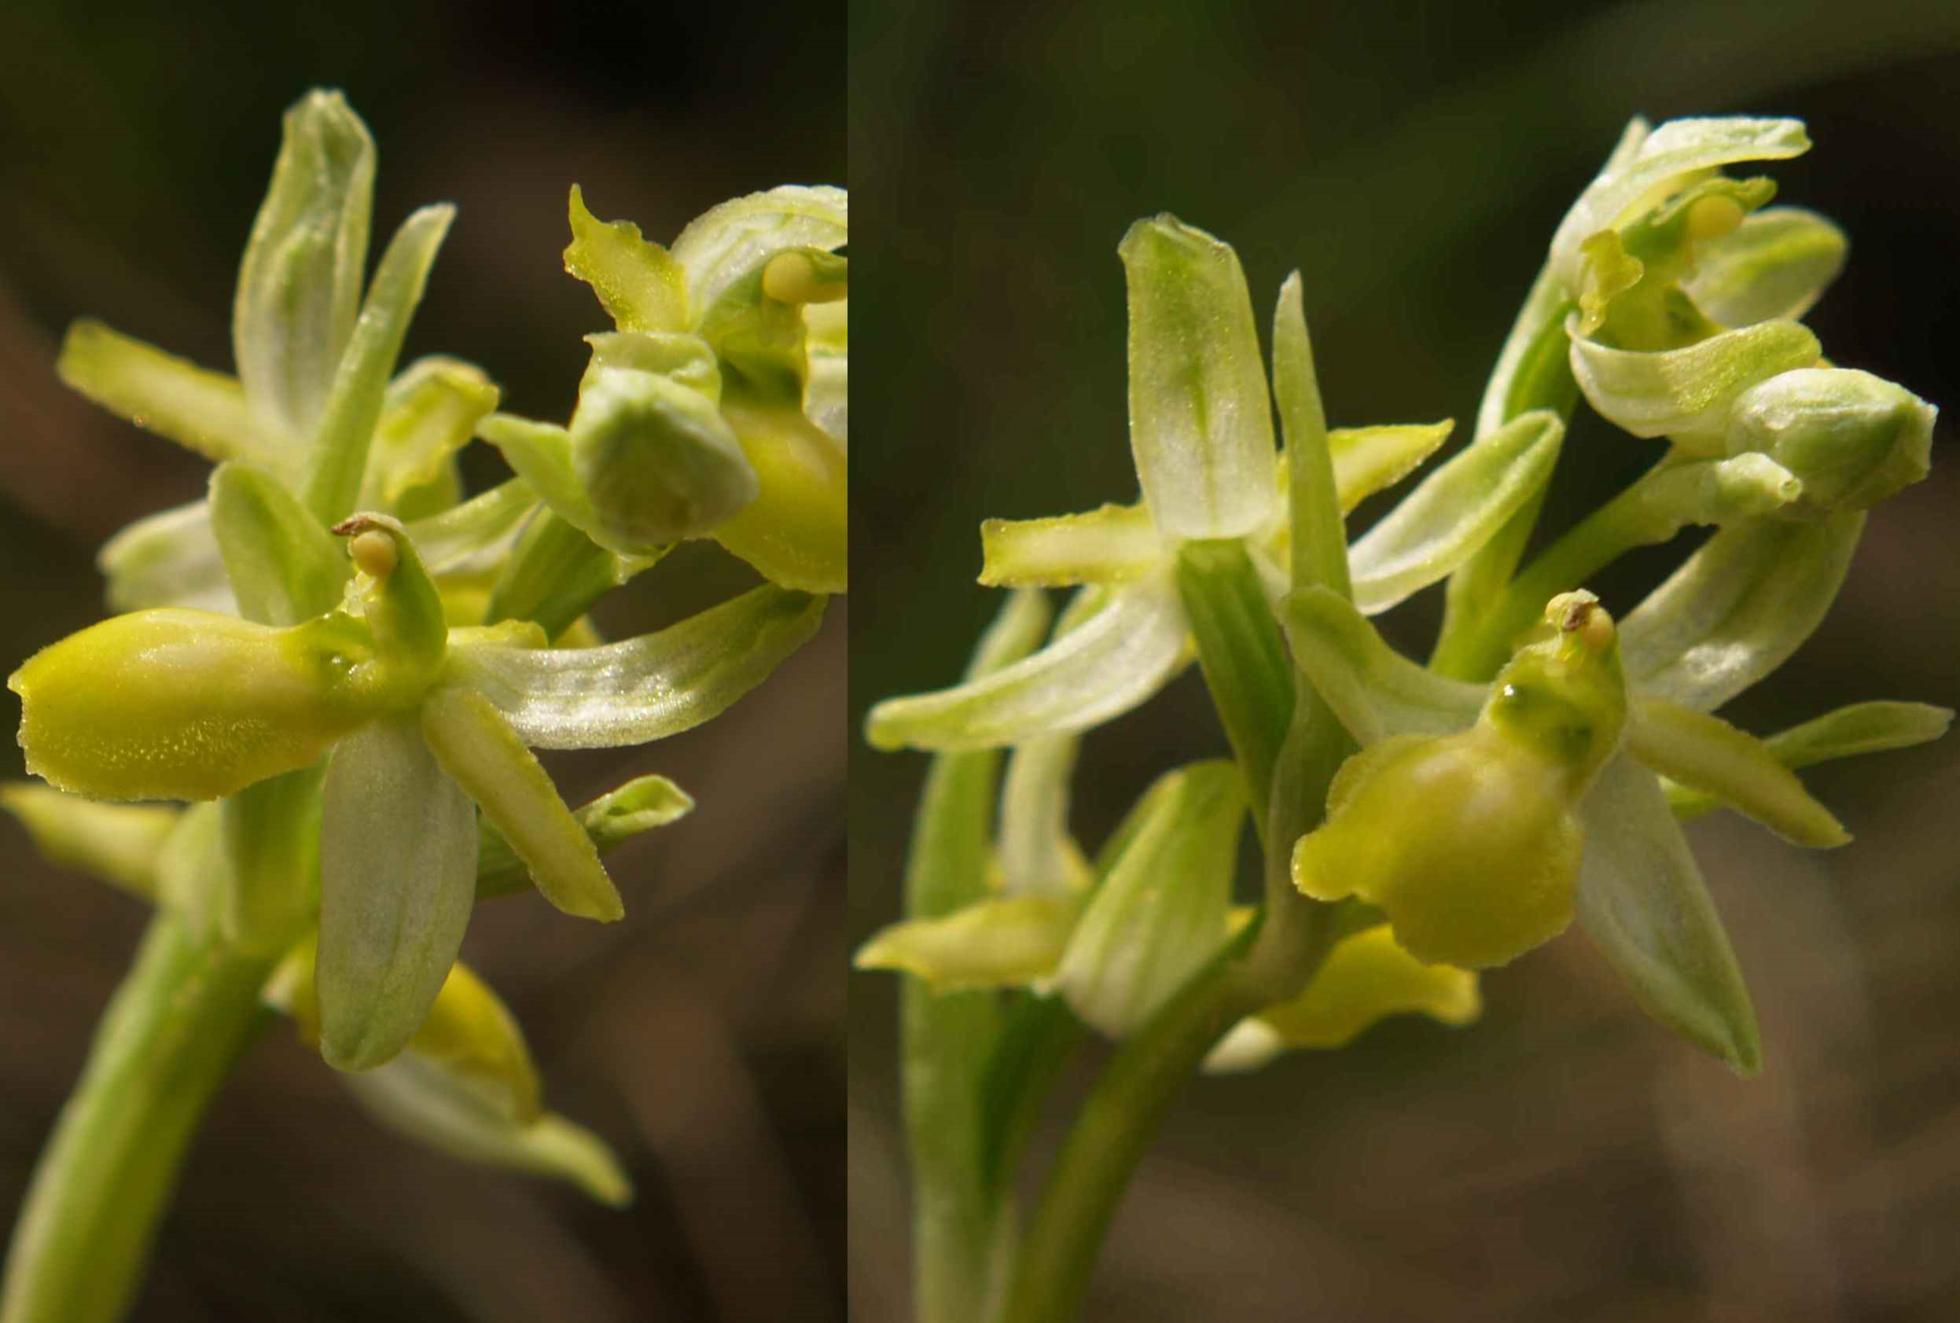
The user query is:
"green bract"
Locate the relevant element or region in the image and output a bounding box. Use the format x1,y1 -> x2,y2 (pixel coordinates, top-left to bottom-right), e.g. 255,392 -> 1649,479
2,87 -> 838,1315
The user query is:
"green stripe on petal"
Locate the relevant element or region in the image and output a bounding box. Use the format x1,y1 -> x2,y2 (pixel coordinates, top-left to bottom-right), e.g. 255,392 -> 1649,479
449,584 -> 824,749
1619,510 -> 1864,711
1119,215 -> 1277,540
1627,697 -> 1847,847
233,89 -> 375,440
421,687 -> 622,923
1280,587 -> 1484,744
978,505 -> 1163,588
865,577 -> 1187,751
303,204 -> 455,521
1347,410 -> 1564,614
1576,754 -> 1760,1075
317,718 -> 478,1071
57,321 -> 278,463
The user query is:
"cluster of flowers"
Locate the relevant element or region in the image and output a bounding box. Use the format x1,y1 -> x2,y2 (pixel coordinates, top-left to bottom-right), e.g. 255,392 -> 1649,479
3,90 -> 846,1199
861,116 -> 1941,1079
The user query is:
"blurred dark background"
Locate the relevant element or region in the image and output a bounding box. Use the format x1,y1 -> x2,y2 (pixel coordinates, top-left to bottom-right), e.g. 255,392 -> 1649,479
1,2 -> 843,1320
849,1 -> 1960,1320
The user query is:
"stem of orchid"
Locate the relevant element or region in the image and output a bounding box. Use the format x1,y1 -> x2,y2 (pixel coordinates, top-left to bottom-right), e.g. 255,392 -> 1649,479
1441,451 -> 1688,681
0,914 -> 273,1323
993,939 -> 1258,1323
1175,540 -> 1294,837
1430,279 -> 1579,676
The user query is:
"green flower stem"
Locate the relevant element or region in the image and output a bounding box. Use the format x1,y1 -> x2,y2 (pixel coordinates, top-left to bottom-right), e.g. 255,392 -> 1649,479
1438,452 -> 1686,681
1,914 -> 274,1323
1175,540 -> 1294,836
902,592 -> 1049,1323
1431,280 -> 1578,676
1001,549 -> 1350,1322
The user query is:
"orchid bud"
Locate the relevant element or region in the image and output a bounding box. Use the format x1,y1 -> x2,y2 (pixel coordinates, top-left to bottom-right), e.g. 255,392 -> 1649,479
570,364 -> 758,546
1293,594 -> 1626,968
1726,367 -> 1936,513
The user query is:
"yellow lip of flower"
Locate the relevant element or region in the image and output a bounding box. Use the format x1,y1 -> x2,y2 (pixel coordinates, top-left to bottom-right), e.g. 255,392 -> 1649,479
1291,593 -> 1627,970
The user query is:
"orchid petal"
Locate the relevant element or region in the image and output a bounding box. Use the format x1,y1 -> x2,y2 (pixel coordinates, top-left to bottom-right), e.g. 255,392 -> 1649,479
978,505 -> 1163,588
449,585 -> 824,749
865,578 -> 1187,751
317,717 -> 478,1071
1280,587 -> 1484,745
1627,697 -> 1847,847
57,321 -> 278,463
1576,754 -> 1760,1074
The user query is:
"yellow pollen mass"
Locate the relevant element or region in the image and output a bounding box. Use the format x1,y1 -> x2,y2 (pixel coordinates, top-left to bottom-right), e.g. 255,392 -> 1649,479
762,250 -> 846,305
349,529 -> 397,579
1686,194 -> 1745,242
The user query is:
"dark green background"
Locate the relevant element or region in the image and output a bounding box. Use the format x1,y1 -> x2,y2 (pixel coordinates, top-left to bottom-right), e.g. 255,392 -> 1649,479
0,3 -> 844,1320
849,2 -> 1960,1320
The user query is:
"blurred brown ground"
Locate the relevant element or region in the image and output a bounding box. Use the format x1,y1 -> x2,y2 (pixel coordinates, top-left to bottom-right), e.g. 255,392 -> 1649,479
0,3 -> 845,1319
848,2 -> 1960,1319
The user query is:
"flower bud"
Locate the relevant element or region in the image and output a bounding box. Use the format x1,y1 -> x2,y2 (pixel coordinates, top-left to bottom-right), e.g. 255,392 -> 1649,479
1726,367 -> 1935,513
1293,594 -> 1626,968
570,365 -> 759,547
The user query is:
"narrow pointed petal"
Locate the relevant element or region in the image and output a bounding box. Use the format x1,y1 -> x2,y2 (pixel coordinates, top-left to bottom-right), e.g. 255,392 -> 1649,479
209,463 -> 348,625
421,687 -> 621,922
1119,215 -> 1277,540
1280,587 -> 1484,744
855,896 -> 1080,992
233,89 -> 375,439
865,578 -> 1187,751
1054,761 -> 1244,1039
1348,410 -> 1564,613
978,504 -> 1163,588
343,1058 -> 631,1205
1327,420 -> 1454,513
994,590 -> 1103,898
478,773 -> 693,899
1685,206 -> 1846,327
1668,701 -> 1951,817
1568,317 -> 1820,453
1620,510 -> 1864,711
1576,754 -> 1761,1074
57,321 -> 277,462
360,356 -> 501,514
303,205 -> 455,520
1549,117 -> 1810,288
0,783 -> 177,897
98,500 -> 236,615
1627,697 -> 1847,846
564,185 -> 690,333
449,585 -> 823,749
1204,925 -> 1479,1072
317,718 -> 478,1071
